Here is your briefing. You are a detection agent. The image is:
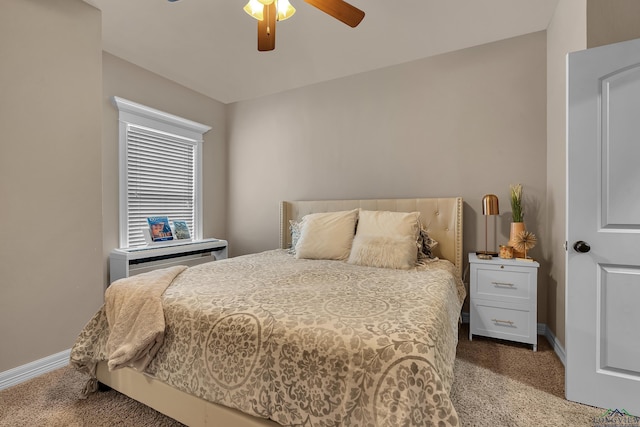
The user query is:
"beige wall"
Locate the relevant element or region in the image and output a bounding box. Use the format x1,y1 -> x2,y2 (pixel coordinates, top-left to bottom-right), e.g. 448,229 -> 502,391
0,3 -> 228,373
587,0 -> 640,48
0,0 -> 103,371
101,53 -> 228,287
227,32 -> 548,318
545,0 -> 587,352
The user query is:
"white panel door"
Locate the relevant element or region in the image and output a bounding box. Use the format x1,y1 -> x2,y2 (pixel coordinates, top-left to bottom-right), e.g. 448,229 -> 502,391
567,37 -> 640,415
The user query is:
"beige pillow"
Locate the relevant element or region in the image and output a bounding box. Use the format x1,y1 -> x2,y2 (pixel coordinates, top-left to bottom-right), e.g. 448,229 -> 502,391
294,209 -> 358,260
348,235 -> 418,269
348,210 -> 421,269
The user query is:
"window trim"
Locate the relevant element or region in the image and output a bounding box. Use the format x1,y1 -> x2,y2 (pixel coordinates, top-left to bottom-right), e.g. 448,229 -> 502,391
112,96 -> 211,248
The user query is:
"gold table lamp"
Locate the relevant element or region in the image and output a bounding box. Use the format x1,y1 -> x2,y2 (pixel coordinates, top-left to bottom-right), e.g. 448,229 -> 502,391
476,194 -> 499,259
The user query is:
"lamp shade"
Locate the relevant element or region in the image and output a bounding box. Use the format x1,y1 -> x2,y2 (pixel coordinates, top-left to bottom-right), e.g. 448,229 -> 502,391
277,0 -> 296,20
244,0 -> 265,20
482,194 -> 499,216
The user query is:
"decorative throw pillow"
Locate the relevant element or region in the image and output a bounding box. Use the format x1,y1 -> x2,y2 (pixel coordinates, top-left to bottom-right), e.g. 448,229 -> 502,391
348,210 -> 421,269
288,219 -> 301,255
294,209 -> 358,260
349,235 -> 418,269
418,227 -> 439,260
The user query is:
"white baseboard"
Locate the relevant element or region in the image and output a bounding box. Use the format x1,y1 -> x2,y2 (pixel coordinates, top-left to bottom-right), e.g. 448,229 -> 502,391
541,324 -> 567,366
0,349 -> 70,391
461,311 -> 566,366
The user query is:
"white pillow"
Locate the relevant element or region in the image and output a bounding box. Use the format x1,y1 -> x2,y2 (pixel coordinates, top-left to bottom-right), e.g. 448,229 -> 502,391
294,209 -> 358,260
348,210 -> 421,269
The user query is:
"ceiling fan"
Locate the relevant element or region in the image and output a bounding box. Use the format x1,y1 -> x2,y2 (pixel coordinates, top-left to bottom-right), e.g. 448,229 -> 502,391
248,0 -> 365,51
168,0 -> 365,52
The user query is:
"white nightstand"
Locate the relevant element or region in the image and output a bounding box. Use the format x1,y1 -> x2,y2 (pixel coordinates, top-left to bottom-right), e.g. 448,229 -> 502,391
468,253 -> 539,351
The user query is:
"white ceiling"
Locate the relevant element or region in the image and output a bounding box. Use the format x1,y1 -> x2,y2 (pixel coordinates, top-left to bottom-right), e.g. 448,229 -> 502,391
85,0 -> 559,104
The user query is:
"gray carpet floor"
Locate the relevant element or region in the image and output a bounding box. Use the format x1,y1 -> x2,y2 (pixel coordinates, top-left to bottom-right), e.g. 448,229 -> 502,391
0,324 -> 604,426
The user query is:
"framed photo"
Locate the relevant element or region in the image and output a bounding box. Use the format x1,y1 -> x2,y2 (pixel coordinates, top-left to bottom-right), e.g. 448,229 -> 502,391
172,220 -> 191,240
146,216 -> 174,242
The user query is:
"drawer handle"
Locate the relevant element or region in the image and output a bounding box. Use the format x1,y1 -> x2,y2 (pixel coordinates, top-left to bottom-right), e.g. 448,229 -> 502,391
492,281 -> 515,288
492,318 -> 515,326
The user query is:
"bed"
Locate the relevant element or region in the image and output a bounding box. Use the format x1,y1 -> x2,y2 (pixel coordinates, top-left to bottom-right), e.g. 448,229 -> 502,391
71,197 -> 465,426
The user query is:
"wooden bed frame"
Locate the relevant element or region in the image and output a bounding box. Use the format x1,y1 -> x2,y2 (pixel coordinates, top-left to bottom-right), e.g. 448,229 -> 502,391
96,197 -> 463,426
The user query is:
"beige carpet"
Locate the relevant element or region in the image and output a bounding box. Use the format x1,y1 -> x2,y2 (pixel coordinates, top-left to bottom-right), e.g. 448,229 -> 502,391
0,324 -> 604,426
451,324 -> 603,426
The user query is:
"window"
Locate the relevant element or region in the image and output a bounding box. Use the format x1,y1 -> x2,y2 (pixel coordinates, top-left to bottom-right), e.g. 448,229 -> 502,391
112,96 -> 211,248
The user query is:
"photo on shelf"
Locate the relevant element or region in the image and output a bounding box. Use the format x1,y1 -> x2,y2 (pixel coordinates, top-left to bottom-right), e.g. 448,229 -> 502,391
172,220 -> 191,240
147,216 -> 174,242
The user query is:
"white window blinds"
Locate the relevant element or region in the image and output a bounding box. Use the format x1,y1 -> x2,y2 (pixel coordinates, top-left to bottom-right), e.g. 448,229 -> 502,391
126,126 -> 197,248
112,96 -> 211,248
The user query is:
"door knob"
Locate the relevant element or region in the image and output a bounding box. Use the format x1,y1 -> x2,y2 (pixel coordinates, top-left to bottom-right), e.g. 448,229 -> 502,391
573,241 -> 591,253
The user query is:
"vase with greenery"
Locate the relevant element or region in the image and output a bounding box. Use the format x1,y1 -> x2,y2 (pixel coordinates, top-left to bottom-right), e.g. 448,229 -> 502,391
508,184 -> 525,257
510,183 -> 523,223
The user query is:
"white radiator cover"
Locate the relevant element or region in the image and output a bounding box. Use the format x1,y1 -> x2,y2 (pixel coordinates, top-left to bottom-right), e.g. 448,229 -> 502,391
109,238 -> 228,283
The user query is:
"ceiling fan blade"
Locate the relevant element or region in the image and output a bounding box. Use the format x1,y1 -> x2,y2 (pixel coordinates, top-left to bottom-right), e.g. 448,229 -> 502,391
258,3 -> 276,51
304,0 -> 365,27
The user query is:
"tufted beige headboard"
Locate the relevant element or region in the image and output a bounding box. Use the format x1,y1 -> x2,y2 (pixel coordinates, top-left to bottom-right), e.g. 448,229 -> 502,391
280,197 -> 463,277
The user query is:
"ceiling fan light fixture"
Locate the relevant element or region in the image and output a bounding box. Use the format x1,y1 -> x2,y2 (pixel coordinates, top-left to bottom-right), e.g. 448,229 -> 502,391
244,0 -> 265,20
277,0 -> 296,21
247,0 -> 364,51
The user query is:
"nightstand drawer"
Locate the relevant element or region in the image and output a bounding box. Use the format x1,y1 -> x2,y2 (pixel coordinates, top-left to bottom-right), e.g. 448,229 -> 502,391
475,268 -> 533,303
472,302 -> 534,343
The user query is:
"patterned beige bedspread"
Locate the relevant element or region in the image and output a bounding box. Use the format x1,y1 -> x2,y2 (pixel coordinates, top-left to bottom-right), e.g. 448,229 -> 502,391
71,249 -> 466,426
